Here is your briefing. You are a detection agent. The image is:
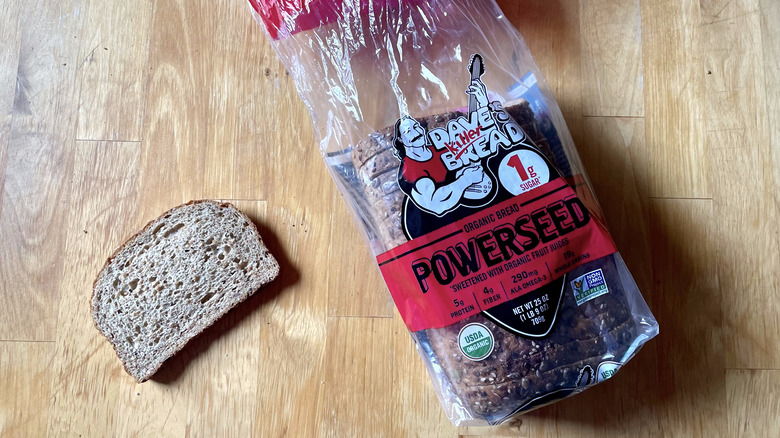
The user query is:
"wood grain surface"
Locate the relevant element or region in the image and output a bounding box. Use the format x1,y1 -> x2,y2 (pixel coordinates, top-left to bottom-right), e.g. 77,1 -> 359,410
1,0 -> 779,436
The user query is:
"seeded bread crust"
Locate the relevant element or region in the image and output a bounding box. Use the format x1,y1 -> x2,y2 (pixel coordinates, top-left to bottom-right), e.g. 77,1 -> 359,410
92,200 -> 279,382
421,257 -> 636,421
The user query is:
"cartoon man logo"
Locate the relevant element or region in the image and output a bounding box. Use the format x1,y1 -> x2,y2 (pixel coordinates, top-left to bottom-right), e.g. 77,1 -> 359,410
392,116 -> 486,217
390,53 -> 553,240
392,63 -> 495,218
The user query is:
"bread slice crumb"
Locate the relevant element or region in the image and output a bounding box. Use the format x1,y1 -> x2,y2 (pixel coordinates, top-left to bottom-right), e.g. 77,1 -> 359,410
92,200 -> 279,382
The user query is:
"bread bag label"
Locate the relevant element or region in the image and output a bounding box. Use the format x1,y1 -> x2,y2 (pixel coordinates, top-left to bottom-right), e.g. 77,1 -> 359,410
377,54 -> 618,333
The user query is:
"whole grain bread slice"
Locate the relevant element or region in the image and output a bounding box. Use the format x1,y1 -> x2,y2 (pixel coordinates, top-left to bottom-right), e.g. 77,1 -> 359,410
92,200 -> 280,382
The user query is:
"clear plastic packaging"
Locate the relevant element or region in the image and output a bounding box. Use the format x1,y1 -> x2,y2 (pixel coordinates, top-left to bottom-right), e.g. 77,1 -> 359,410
248,0 -> 659,426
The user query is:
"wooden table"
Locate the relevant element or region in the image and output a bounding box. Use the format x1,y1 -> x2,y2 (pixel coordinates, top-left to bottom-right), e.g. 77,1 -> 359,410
1,0 -> 778,436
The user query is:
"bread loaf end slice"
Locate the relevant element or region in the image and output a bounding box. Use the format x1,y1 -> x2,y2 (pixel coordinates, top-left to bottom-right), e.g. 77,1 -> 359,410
92,200 -> 280,382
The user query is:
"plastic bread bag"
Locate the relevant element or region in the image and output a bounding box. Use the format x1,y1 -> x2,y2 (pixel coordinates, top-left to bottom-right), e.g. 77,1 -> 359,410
247,0 -> 659,426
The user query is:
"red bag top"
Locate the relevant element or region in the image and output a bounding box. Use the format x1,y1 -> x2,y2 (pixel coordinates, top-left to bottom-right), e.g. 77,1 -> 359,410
248,0 -> 428,39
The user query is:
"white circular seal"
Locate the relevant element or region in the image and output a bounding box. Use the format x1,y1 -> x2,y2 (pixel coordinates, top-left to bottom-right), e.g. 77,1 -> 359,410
457,323 -> 495,361
498,149 -> 550,196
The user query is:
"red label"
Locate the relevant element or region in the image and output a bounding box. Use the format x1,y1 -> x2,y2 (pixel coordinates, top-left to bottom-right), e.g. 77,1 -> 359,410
377,179 -> 617,332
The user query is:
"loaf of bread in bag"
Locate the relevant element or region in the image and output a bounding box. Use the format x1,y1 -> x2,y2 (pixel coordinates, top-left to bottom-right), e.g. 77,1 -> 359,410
351,101 -> 637,422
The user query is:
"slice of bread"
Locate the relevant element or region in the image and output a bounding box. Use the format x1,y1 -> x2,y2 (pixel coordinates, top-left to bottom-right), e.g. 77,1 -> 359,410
92,200 -> 280,382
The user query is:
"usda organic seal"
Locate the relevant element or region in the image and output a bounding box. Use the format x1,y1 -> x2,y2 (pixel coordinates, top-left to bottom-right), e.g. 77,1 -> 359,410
458,323 -> 495,361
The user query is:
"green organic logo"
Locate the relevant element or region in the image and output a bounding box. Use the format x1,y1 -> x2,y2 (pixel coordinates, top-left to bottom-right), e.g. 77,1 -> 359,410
458,323 -> 495,361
